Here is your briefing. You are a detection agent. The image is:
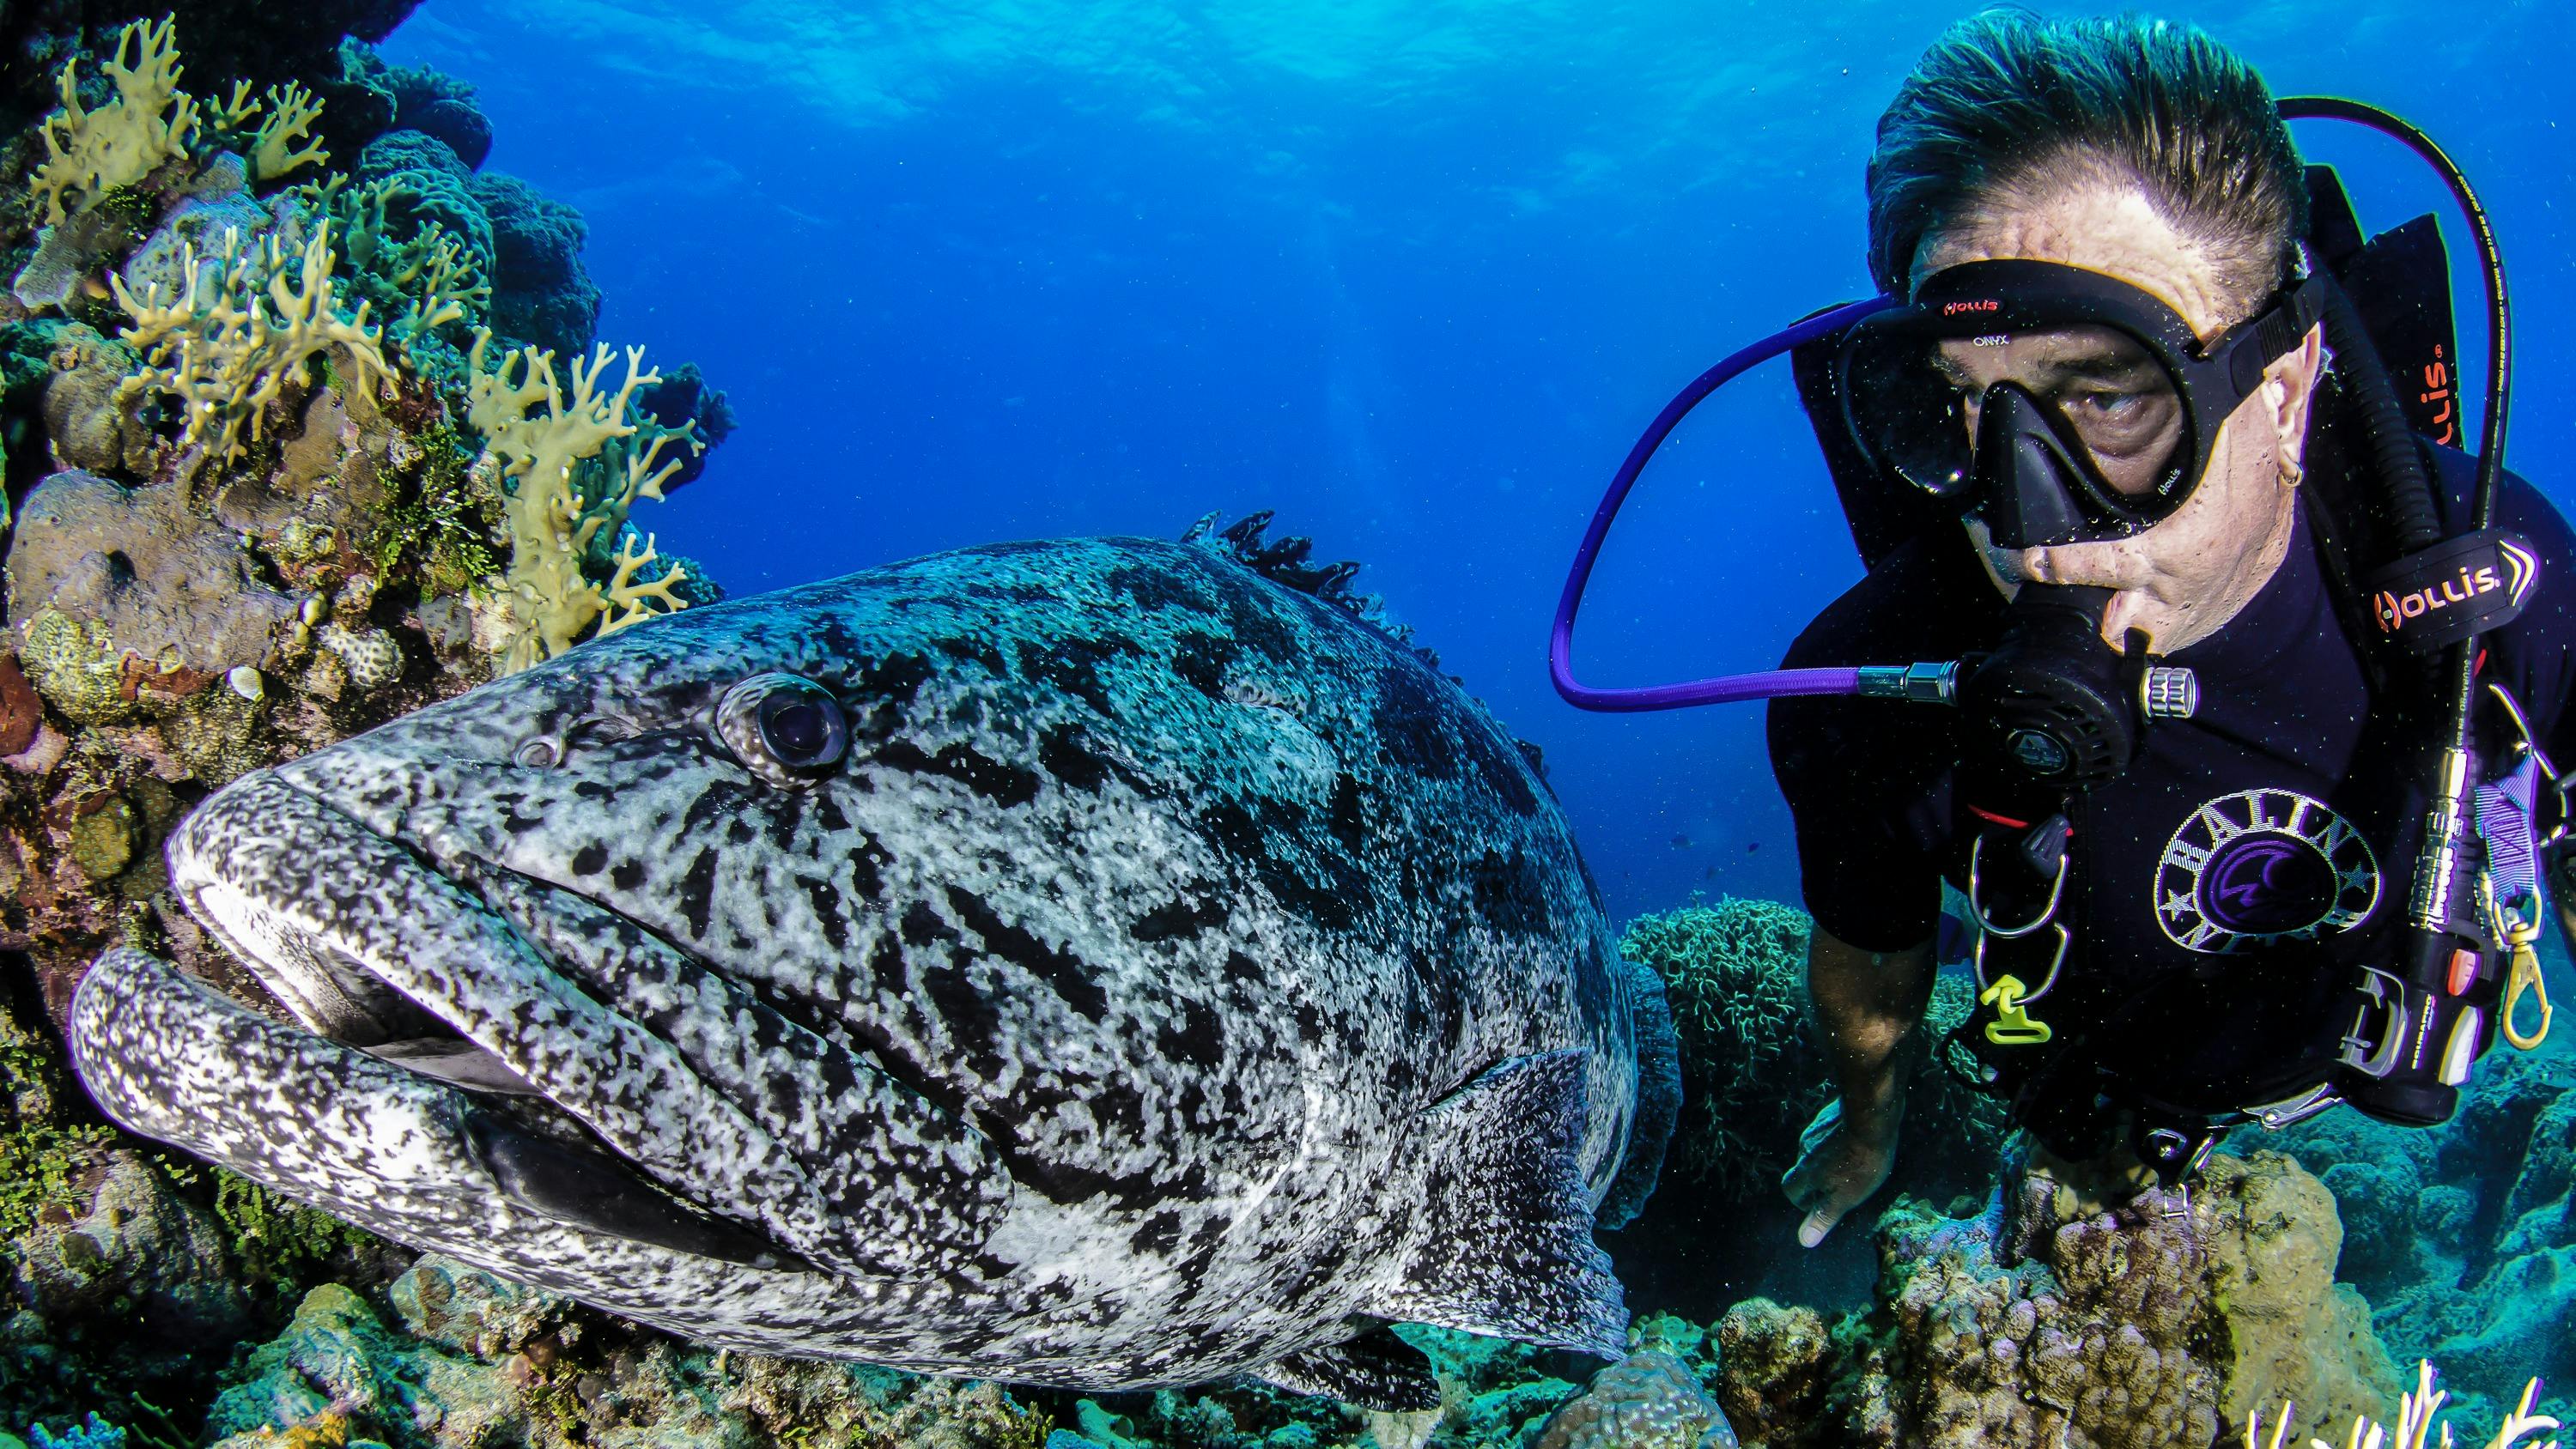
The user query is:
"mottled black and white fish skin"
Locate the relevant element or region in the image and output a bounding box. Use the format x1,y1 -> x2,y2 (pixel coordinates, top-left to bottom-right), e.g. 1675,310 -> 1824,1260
70,530 -> 1680,1400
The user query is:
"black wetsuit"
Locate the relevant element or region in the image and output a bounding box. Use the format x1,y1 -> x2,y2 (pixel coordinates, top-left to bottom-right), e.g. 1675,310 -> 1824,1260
1769,446 -> 2576,1143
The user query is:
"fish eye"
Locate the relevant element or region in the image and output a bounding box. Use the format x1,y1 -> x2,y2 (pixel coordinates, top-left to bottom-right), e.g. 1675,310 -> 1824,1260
714,673 -> 849,784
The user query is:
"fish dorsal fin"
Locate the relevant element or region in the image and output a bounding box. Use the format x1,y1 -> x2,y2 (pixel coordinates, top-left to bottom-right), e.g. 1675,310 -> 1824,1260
1371,1049 -> 1625,1357
1250,1322 -> 1441,1411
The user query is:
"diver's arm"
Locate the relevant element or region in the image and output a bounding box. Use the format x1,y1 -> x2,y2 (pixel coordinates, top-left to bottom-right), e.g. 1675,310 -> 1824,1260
1780,925 -> 1936,1246
1808,924 -> 1937,1114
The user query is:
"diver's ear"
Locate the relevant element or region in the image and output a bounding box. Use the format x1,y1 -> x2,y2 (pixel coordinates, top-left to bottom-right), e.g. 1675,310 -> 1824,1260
2266,321 -> 2327,469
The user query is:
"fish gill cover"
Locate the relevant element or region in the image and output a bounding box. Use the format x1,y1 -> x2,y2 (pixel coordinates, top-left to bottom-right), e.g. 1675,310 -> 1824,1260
0,2 -> 2571,1447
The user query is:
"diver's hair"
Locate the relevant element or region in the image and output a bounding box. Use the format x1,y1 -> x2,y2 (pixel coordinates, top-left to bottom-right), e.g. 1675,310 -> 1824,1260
1867,9 -> 2307,327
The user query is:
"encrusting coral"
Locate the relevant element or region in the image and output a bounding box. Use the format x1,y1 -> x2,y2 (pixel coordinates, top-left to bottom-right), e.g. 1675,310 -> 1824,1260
1711,1149 -> 2402,1449
462,330 -> 700,670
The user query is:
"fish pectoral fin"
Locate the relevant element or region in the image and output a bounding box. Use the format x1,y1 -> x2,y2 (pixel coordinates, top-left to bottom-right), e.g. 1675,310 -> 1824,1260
1249,1323 -> 1441,1412
468,1113 -> 812,1272
1372,1049 -> 1625,1358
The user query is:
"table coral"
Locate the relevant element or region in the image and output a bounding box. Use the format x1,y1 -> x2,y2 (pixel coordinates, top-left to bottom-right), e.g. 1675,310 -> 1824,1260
32,17 -> 199,224
109,222 -> 393,464
463,330 -> 700,670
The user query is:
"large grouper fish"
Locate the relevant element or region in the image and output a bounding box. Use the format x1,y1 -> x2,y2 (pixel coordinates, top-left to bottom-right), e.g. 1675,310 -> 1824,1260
68,512 -> 1680,1409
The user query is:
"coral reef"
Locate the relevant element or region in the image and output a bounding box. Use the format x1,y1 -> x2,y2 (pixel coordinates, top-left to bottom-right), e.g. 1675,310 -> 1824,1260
2264,1046 -> 2576,1426
109,222 -> 392,464
192,1258 -> 1066,1449
1618,898 -> 2011,1210
0,9 -> 732,1016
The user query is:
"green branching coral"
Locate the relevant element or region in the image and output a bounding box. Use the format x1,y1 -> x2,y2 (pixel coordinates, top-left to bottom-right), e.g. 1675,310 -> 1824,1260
300,173 -> 492,355
464,330 -> 702,671
109,222 -> 393,464
0,1003 -> 115,1246
1619,897 -> 2009,1207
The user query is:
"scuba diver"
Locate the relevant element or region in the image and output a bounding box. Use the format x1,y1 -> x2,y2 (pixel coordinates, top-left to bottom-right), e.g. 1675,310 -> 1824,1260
1547,10 -> 2576,1243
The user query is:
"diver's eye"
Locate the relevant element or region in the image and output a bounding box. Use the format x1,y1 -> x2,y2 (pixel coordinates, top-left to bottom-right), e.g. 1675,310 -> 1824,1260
714,673 -> 848,784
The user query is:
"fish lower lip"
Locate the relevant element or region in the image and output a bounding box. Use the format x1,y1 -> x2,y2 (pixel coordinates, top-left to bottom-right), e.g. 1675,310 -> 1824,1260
165,773 -> 821,1266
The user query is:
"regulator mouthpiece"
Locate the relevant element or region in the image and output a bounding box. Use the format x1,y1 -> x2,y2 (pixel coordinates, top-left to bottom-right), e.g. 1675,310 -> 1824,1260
1959,584 -> 2196,791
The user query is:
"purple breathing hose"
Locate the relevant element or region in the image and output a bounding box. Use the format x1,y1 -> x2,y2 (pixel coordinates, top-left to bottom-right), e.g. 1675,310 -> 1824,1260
1550,295 -> 1896,712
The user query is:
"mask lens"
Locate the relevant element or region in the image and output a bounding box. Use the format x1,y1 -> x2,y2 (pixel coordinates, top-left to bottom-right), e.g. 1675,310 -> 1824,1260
1844,320 -> 2193,520
1842,329 -> 1977,500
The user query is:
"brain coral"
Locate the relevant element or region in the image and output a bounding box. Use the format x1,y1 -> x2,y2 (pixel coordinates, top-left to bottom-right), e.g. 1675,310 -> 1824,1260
1538,1351 -> 1738,1449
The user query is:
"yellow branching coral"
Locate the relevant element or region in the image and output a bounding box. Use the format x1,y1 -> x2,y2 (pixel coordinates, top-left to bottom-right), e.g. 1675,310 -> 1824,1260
2248,1361 -> 2561,1449
212,78 -> 258,129
33,15 -> 200,222
465,330 -> 700,671
109,221 -> 394,463
211,76 -> 327,183
247,82 -> 328,183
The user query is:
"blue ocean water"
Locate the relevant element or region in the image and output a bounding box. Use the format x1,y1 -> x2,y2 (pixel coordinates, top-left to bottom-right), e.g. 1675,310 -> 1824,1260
379,0 -> 2573,927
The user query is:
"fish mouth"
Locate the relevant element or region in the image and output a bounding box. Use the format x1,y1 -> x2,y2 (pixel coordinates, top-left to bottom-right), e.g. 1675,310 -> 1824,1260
131,771 -> 821,1272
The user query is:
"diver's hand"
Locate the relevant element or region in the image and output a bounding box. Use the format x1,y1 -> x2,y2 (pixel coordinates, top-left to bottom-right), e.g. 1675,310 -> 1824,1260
1781,1093 -> 1900,1247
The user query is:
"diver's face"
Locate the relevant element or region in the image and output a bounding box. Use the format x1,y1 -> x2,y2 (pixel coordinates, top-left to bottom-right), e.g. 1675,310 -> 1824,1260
1915,182 -> 2323,652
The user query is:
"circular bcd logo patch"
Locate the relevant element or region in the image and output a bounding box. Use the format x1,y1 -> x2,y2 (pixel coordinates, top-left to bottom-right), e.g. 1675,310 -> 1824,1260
2154,788 -> 2379,954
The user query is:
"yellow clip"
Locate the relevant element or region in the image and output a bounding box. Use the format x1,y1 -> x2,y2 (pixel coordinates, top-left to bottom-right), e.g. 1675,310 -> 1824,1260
1980,973 -> 2052,1046
2500,895 -> 2553,1051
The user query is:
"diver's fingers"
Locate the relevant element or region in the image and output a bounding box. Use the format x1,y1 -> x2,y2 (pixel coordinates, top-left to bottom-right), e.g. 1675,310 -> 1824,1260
1796,1097 -> 1845,1153
1797,1207 -> 1842,1248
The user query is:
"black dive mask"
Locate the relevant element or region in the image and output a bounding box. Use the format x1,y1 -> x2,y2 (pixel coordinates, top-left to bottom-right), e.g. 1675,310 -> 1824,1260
1839,259 -> 2328,549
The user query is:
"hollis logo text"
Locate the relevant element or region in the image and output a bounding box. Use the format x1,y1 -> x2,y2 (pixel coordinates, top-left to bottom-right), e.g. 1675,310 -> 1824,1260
2376,565 -> 2504,633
